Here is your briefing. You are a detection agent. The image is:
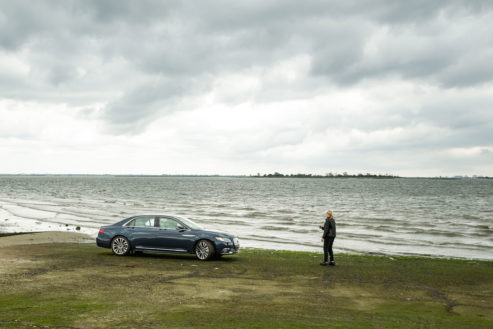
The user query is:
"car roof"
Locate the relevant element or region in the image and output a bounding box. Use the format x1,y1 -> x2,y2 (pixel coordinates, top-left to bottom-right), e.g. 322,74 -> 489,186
113,214 -> 183,226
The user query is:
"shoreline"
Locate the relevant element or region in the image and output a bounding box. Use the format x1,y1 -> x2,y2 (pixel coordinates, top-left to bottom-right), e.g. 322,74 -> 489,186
2,177 -> 491,262
1,231 -> 492,262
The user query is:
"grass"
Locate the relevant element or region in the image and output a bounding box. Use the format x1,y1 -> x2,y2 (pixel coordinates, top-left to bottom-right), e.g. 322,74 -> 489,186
0,243 -> 492,328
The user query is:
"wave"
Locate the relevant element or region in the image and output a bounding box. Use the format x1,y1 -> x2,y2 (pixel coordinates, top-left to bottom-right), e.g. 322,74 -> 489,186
243,211 -> 269,218
463,214 -> 482,220
260,226 -> 284,231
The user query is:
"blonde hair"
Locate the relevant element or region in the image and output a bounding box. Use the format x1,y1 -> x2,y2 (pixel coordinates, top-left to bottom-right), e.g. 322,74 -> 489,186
326,210 -> 333,219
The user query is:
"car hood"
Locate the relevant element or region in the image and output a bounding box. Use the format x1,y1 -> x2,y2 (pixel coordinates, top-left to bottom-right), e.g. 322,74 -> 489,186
200,229 -> 236,239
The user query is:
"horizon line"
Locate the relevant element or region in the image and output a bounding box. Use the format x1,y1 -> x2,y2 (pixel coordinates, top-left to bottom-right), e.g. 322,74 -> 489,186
0,173 -> 491,179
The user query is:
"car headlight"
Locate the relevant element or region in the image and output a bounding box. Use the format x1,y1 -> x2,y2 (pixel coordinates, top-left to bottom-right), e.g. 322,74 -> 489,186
215,237 -> 232,243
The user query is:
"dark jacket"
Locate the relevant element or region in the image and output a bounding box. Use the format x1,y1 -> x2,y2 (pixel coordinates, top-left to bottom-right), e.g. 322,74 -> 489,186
322,217 -> 336,238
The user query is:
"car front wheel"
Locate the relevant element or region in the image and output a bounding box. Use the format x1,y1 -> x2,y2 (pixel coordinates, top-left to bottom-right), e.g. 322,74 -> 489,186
111,236 -> 130,256
195,240 -> 215,260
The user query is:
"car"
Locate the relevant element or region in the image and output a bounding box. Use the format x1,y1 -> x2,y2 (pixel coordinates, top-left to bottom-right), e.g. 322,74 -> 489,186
96,215 -> 239,260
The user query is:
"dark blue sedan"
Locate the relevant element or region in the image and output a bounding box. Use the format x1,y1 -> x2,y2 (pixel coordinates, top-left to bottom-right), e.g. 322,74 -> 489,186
96,215 -> 239,260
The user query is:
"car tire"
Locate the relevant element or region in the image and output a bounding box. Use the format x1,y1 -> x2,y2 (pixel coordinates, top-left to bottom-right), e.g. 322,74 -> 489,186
111,236 -> 131,256
195,240 -> 215,261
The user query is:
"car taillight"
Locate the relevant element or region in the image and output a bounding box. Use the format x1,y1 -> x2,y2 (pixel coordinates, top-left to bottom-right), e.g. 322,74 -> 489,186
98,229 -> 104,233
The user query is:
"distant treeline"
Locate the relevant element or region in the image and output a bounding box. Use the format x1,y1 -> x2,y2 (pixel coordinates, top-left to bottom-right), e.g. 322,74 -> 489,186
252,172 -> 399,178
4,173 -> 490,179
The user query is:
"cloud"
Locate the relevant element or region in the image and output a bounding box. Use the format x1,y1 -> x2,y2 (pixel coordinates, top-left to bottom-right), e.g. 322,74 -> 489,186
1,1 -> 493,175
446,146 -> 493,157
1,2 -> 491,116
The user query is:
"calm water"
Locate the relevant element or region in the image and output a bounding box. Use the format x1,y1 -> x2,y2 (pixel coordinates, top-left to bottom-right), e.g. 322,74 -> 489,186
0,176 -> 492,260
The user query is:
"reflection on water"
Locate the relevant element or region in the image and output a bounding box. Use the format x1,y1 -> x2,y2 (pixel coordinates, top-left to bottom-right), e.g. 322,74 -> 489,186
0,176 -> 492,260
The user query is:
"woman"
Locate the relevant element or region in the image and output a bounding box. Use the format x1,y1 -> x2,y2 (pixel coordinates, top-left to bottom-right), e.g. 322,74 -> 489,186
319,210 -> 336,266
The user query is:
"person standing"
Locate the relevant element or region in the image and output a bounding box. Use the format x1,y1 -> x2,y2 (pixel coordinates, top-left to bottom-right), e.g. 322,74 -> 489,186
319,210 -> 336,266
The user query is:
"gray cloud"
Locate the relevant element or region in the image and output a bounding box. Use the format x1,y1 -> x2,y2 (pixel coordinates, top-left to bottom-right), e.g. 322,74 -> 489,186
2,1 -> 492,110
101,76 -> 195,133
1,0 -> 493,175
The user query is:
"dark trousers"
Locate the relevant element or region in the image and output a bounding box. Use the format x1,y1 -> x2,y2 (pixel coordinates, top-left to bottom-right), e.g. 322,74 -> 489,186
323,237 -> 335,262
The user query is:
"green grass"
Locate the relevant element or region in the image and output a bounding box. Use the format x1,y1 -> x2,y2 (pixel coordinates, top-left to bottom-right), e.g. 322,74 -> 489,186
0,244 -> 492,328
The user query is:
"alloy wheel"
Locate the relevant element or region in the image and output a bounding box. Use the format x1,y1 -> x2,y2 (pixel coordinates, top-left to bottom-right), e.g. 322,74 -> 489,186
196,240 -> 211,260
112,237 -> 129,256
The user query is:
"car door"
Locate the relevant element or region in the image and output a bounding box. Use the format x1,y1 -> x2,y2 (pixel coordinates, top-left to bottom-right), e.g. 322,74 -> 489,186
125,216 -> 158,249
151,217 -> 196,252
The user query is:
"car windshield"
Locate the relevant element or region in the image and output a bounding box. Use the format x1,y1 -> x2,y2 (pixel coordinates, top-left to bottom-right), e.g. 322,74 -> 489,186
176,216 -> 203,230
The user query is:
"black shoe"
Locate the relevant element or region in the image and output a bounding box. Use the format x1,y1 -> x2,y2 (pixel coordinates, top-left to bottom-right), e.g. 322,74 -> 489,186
320,261 -> 328,266
329,261 -> 336,266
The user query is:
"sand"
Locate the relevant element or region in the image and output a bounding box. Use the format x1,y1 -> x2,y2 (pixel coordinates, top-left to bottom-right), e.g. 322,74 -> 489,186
0,231 -> 94,248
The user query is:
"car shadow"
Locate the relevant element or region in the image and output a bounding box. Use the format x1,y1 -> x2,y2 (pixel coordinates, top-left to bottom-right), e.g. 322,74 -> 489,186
97,250 -> 240,263
133,252 -> 240,263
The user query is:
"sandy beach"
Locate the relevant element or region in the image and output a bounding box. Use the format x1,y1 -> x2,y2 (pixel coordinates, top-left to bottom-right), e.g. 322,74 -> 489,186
0,231 -> 93,248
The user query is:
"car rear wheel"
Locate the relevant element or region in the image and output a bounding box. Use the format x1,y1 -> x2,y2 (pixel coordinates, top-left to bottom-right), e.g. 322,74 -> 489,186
195,240 -> 215,260
111,236 -> 130,256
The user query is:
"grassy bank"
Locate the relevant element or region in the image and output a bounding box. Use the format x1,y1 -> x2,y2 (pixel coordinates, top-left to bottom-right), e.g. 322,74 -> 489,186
1,242 -> 492,328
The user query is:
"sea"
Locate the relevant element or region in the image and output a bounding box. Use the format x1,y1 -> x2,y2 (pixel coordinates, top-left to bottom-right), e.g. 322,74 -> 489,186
0,175 -> 492,260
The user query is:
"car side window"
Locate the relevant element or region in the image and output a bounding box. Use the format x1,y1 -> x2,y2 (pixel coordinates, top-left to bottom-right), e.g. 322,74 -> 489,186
158,217 -> 179,230
127,216 -> 155,227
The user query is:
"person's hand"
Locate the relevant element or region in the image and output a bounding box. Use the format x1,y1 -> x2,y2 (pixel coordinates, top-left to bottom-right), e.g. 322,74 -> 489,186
318,225 -> 323,229
321,238 -> 324,242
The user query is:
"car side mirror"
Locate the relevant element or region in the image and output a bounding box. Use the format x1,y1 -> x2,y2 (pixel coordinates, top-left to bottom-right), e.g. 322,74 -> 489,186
176,224 -> 186,231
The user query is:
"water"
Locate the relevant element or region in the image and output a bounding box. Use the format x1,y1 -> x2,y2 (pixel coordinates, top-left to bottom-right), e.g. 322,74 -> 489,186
0,176 -> 492,260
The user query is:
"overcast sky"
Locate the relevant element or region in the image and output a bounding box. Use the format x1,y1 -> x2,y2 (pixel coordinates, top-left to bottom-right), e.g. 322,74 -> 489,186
1,1 -> 492,176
